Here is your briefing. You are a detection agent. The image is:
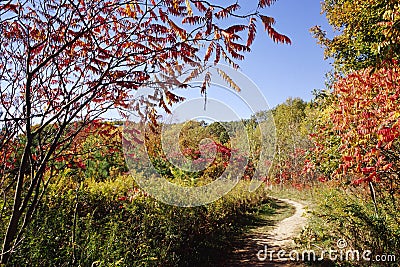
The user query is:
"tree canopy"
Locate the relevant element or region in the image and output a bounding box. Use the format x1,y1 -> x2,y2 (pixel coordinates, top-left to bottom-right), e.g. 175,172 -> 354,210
311,0 -> 400,72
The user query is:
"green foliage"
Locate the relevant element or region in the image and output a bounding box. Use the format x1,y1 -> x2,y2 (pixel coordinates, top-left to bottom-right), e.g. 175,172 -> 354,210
208,122 -> 230,144
79,130 -> 127,182
299,187 -> 400,266
272,98 -> 308,154
306,90 -> 342,178
266,98 -> 313,186
312,0 -> 400,73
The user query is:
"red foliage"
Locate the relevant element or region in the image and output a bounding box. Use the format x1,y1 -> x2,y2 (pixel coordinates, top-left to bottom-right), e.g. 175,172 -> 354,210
328,62 -> 400,188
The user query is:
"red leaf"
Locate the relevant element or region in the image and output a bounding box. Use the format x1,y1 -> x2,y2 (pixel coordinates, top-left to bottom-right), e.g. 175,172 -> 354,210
225,25 -> 246,34
215,4 -> 240,19
353,178 -> 365,186
381,163 -> 393,171
0,3 -> 19,13
118,196 -> 127,201
205,8 -> 213,35
260,15 -> 291,44
342,155 -> 353,162
361,166 -> 375,174
258,0 -> 277,8
204,41 -> 215,62
247,17 -> 257,47
76,161 -> 86,170
260,15 -> 275,27
214,44 -> 221,64
193,2 -> 207,12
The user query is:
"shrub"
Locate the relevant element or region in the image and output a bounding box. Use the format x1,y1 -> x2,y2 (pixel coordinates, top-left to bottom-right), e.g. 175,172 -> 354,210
299,187 -> 400,267
8,172 -> 269,266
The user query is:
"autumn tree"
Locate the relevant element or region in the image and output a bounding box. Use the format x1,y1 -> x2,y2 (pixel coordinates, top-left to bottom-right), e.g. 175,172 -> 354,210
311,0 -> 400,73
67,121 -> 127,182
308,63 -> 400,214
208,121 -> 230,144
0,0 -> 291,262
310,0 -> 400,195
304,89 -> 341,181
265,98 -> 312,186
332,65 -> 399,192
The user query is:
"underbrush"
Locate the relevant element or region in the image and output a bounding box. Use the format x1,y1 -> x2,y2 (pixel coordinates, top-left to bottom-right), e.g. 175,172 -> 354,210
8,171 -> 269,266
298,186 -> 399,267
266,184 -> 317,203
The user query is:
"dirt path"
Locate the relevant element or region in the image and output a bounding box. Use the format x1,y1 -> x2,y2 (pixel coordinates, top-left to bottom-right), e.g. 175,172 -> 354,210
267,199 -> 307,248
220,198 -> 307,266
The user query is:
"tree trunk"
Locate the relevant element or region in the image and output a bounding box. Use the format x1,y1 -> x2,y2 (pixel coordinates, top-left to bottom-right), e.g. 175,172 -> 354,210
1,144 -> 31,264
1,208 -> 23,264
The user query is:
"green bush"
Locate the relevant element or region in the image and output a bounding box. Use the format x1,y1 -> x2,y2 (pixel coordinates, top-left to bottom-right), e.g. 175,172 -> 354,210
298,187 -> 400,267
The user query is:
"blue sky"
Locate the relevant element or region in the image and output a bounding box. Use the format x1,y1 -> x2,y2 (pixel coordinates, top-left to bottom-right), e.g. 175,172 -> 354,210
164,1 -> 336,122
238,0 -> 334,108
126,1 -> 337,122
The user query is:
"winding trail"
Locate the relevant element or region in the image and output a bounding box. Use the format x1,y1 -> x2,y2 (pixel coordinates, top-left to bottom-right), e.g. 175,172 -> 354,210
220,198 -> 308,266
267,199 -> 307,248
